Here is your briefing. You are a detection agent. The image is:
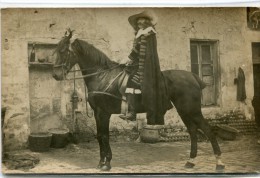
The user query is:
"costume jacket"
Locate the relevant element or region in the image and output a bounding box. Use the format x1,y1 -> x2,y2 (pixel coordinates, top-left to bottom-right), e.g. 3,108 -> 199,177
128,27 -> 172,124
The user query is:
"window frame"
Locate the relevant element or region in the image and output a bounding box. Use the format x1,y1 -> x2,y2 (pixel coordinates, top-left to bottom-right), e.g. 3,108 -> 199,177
190,39 -> 220,106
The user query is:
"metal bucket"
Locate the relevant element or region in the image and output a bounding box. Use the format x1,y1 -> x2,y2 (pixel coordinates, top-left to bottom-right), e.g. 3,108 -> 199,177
48,128 -> 69,148
28,132 -> 52,152
141,125 -> 162,143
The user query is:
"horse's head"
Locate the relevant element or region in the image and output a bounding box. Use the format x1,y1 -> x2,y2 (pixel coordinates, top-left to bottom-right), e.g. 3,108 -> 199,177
52,28 -> 78,81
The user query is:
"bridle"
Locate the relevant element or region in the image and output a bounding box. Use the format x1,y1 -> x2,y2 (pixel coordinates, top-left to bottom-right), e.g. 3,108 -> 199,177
53,46 -> 124,80
53,48 -> 76,80
53,44 -> 127,118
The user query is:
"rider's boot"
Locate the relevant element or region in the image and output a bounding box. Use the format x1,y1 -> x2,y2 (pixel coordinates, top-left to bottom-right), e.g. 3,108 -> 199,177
119,94 -> 136,121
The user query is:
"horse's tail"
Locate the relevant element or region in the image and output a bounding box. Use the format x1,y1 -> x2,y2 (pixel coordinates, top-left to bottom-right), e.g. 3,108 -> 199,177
192,73 -> 206,90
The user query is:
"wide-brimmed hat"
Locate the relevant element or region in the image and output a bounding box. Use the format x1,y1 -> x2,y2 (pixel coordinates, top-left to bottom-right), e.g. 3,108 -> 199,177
128,10 -> 158,30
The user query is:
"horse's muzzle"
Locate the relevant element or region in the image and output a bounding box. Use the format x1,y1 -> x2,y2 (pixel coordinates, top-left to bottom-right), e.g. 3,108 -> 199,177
52,73 -> 60,81
52,72 -> 64,81
52,67 -> 65,81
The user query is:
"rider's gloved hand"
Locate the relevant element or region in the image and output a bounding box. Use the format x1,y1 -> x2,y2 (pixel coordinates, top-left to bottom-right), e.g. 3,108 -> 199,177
119,59 -> 133,66
125,59 -> 133,66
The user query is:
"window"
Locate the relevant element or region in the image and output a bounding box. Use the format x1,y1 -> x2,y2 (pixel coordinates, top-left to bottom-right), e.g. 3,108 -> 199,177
190,40 -> 219,106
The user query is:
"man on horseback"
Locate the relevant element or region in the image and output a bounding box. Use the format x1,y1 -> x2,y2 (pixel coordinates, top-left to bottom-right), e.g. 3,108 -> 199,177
120,11 -> 172,125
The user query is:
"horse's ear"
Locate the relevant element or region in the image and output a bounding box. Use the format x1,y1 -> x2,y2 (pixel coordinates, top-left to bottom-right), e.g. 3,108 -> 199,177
64,28 -> 75,39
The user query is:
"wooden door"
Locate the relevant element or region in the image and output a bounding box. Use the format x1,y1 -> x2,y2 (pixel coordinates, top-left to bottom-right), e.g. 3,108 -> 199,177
190,41 -> 218,106
252,43 -> 260,97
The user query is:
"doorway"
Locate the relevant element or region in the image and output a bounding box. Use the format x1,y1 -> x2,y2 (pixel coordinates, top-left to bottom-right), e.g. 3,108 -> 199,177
190,40 -> 219,106
252,42 -> 260,128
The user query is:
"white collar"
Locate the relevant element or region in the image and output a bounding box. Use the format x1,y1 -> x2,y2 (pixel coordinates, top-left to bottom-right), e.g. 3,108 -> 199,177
135,27 -> 157,39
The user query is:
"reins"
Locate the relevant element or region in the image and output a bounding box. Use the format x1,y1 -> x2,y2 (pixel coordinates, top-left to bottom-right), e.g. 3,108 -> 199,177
65,64 -> 122,80
69,64 -> 128,118
54,44 -> 134,118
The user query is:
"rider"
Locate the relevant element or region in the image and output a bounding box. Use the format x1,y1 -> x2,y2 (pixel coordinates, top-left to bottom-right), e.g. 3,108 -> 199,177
119,11 -> 172,125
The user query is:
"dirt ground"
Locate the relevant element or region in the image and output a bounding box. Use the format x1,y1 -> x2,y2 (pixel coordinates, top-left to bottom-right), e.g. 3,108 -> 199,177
2,134 -> 260,175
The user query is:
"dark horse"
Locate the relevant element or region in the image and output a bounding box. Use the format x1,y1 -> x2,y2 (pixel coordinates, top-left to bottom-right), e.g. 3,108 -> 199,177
52,30 -> 225,171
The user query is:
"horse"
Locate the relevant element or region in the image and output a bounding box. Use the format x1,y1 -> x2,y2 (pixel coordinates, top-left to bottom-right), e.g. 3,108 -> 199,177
52,30 -> 225,171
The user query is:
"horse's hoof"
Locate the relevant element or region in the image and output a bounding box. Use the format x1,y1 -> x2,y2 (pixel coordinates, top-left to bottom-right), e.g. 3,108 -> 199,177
100,164 -> 111,171
96,163 -> 103,169
216,164 -> 225,171
185,161 -> 195,168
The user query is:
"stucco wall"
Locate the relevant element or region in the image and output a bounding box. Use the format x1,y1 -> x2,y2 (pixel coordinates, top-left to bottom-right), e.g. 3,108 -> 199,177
2,8 -> 259,150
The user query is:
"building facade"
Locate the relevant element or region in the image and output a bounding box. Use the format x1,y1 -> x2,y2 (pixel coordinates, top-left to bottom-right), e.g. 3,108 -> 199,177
2,8 -> 260,150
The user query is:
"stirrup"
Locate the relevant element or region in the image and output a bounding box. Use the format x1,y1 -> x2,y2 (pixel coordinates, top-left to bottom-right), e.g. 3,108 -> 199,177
119,112 -> 136,121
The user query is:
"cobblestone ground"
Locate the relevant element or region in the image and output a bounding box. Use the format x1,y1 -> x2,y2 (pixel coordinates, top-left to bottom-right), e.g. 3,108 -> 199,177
2,135 -> 260,175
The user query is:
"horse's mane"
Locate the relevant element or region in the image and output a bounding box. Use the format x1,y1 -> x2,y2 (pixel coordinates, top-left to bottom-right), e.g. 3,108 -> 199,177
73,39 -> 118,68
55,37 -> 69,52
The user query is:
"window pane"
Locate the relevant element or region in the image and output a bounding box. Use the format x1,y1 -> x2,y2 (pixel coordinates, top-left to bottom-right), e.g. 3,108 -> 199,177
191,64 -> 199,75
201,45 -> 212,64
190,45 -> 198,64
203,76 -> 214,85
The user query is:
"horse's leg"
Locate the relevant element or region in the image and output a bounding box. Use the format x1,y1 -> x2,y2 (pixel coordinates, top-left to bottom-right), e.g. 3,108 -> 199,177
95,108 -> 112,171
194,113 -> 225,170
172,99 -> 200,168
184,121 -> 198,168
95,110 -> 105,169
